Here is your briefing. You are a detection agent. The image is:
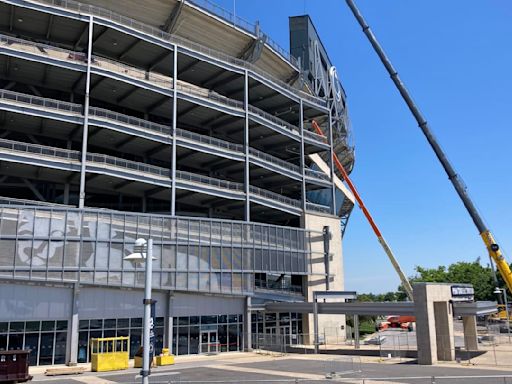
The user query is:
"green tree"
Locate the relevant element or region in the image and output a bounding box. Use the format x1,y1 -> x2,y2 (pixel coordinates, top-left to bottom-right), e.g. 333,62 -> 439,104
409,258 -> 499,301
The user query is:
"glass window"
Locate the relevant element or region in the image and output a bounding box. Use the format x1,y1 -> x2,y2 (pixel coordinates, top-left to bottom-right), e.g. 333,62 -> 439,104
155,317 -> 165,327
8,333 -> 23,350
89,319 -> 102,330
79,320 -> 89,330
177,327 -> 188,355
130,318 -> 142,328
9,322 -> 24,332
0,334 -> 7,351
25,321 -> 40,332
218,315 -> 228,324
190,316 -> 199,325
117,318 -> 129,329
104,319 -> 116,329
228,315 -> 238,324
0,322 -> 8,333
56,321 -> 67,331
129,329 -> 141,359
24,333 -> 39,366
78,332 -> 88,363
54,332 -> 67,364
41,321 -> 55,332
39,333 -> 54,365
178,317 -> 189,326
200,315 -> 217,325
189,326 -> 199,354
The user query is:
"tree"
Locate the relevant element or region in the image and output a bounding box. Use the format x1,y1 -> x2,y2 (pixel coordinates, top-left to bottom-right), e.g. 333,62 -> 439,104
408,258 -> 505,301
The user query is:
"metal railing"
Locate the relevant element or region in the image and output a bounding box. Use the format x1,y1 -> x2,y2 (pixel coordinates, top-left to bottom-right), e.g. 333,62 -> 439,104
89,107 -> 171,135
306,202 -> 331,213
176,170 -> 244,192
0,88 -> 82,113
0,138 -> 80,160
303,129 -> 329,145
176,128 -> 243,152
249,148 -> 300,174
249,185 -> 301,208
1,34 -> 248,113
248,105 -> 300,135
304,168 -> 331,182
0,197 -> 72,207
0,138 -> 248,194
176,81 -> 243,111
28,0 -> 327,106
188,0 -> 299,68
0,89 -> 309,176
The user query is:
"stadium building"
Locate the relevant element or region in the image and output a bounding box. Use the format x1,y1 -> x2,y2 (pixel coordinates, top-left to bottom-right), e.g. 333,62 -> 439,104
0,0 -> 355,365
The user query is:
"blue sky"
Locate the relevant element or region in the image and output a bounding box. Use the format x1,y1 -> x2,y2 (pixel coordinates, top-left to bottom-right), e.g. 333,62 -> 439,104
212,0 -> 512,293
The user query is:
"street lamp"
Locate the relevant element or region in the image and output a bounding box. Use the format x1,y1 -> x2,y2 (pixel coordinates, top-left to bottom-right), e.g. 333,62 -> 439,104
124,238 -> 155,384
494,287 -> 511,343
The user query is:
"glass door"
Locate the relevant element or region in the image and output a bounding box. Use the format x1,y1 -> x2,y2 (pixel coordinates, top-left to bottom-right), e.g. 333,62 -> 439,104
200,331 -> 218,354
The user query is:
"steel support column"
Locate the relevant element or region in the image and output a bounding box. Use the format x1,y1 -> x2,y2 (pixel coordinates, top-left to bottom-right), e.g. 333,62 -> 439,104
171,45 -> 178,215
299,100 -> 306,212
244,70 -> 250,221
328,110 -> 336,215
164,291 -> 174,354
313,298 -> 319,354
78,16 -> 93,208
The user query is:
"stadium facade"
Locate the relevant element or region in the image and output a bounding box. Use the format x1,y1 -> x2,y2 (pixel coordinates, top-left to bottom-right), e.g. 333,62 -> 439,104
0,0 -> 355,365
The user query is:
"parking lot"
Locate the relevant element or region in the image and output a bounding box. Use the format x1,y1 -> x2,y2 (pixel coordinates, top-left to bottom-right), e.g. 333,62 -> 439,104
29,352 -> 512,384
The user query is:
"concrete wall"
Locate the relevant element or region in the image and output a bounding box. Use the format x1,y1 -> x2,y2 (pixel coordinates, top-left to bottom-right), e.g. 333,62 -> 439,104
302,212 -> 345,341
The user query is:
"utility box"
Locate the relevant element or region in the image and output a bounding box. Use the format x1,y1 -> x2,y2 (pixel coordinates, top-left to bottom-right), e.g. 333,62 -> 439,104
0,350 -> 32,383
90,337 -> 129,372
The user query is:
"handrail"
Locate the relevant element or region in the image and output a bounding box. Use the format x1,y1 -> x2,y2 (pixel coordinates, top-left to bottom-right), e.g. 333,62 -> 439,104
187,0 -> 299,68
176,128 -> 243,152
0,196 -> 72,207
0,138 -> 80,160
26,0 -> 327,106
0,88 -> 82,113
0,138 -> 245,192
89,107 -> 171,135
249,148 -> 300,174
0,34 -> 247,112
249,185 -> 301,208
0,90 -> 306,169
247,105 -> 300,135
306,202 -> 331,213
304,168 -> 330,182
303,129 -> 329,145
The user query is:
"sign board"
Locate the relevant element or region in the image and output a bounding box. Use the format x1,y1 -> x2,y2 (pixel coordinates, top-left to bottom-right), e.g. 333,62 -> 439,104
451,285 -> 474,302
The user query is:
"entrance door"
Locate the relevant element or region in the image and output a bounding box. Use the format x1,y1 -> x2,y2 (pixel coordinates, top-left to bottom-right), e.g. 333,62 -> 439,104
200,331 -> 218,354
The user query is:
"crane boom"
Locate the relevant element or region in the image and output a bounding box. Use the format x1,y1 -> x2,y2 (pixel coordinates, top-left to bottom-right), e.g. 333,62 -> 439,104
345,0 -> 512,294
312,121 -> 414,300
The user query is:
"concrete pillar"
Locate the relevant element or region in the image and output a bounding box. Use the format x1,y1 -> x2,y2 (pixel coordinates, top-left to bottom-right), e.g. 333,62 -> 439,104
413,283 -> 455,365
244,296 -> 252,351
66,283 -> 80,366
434,301 -> 455,361
462,315 -> 479,351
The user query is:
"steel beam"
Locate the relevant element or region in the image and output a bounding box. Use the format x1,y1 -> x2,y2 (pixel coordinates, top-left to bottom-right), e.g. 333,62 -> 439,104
162,0 -> 186,34
171,44 -> 178,215
244,71 -> 250,222
78,16 -> 94,209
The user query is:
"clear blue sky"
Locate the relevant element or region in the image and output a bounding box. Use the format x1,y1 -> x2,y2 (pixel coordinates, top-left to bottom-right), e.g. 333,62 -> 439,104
213,0 -> 512,293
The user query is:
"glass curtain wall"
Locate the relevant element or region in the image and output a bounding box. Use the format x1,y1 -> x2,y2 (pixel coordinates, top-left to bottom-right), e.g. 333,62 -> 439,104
0,320 -> 68,365
172,313 -> 244,355
77,317 -> 164,362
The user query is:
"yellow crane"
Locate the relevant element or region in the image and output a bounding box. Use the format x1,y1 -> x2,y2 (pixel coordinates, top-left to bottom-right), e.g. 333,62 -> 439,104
344,0 -> 512,298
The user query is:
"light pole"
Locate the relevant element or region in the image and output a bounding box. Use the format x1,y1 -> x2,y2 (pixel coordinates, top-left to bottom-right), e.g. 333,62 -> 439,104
494,287 -> 511,343
124,238 -> 154,384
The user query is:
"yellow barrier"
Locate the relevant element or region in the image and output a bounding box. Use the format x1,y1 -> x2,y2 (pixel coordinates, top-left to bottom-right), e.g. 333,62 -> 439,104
156,348 -> 175,366
90,336 -> 129,372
